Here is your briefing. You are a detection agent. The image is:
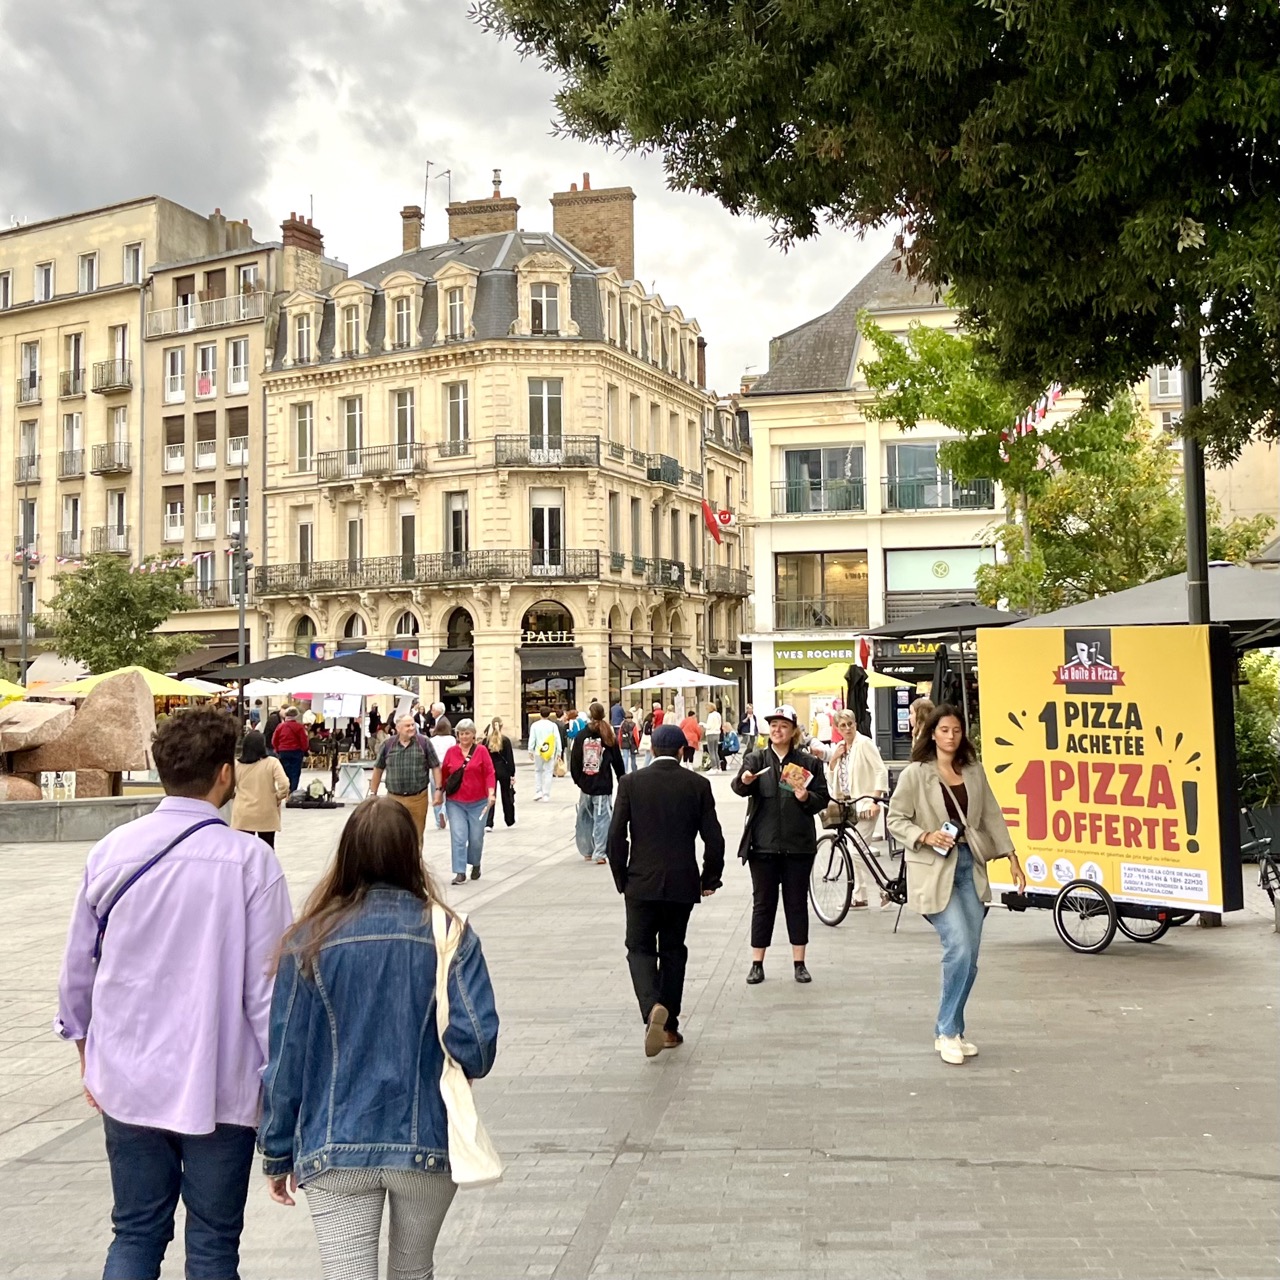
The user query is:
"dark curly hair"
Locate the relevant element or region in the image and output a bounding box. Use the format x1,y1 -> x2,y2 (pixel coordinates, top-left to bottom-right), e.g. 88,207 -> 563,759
152,706 -> 238,797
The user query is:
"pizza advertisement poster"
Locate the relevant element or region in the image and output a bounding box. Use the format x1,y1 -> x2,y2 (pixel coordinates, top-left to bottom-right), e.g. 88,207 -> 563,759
977,624 -> 1242,913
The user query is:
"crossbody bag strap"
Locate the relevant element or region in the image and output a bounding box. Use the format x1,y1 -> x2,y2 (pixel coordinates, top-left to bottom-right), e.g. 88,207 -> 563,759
938,776 -> 967,831
93,817 -> 227,962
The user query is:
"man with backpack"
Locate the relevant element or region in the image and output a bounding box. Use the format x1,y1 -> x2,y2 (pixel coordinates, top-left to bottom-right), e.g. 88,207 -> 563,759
527,706 -> 562,801
570,702 -> 625,863
368,714 -> 444,846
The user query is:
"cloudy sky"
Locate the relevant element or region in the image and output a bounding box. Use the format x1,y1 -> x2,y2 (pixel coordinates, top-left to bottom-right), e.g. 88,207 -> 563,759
0,0 -> 892,392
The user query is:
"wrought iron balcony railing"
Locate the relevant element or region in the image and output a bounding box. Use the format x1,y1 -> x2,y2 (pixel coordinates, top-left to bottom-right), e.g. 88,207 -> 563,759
60,369 -> 86,397
774,593 -> 869,631
92,359 -> 133,392
317,443 -> 432,482
146,290 -> 268,338
57,531 -> 83,558
0,612 -> 52,639
645,557 -> 686,589
182,578 -> 251,609
881,477 -> 996,511
493,435 -> 600,468
645,453 -> 682,486
91,442 -> 132,474
58,449 -> 85,479
14,455 -> 39,484
771,478 -> 866,516
91,525 -> 131,554
705,565 -> 750,596
17,377 -> 41,405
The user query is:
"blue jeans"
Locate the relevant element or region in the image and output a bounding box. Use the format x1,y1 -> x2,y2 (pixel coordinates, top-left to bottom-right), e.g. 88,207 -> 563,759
923,844 -> 986,1038
102,1114 -> 256,1280
445,797 -> 488,874
575,792 -> 613,860
621,749 -> 636,773
276,749 -> 304,792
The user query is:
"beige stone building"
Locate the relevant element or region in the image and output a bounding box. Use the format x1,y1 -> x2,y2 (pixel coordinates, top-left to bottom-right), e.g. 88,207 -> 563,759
256,177 -> 752,733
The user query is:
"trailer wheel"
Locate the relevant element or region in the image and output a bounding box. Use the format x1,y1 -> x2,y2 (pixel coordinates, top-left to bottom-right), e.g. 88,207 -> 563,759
1053,880 -> 1117,954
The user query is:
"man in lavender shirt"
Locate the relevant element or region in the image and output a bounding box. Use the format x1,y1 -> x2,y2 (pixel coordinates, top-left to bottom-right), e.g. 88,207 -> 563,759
54,706 -> 293,1280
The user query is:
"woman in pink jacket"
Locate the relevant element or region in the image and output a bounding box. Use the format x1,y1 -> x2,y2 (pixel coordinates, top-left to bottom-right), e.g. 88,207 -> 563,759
439,718 -> 497,886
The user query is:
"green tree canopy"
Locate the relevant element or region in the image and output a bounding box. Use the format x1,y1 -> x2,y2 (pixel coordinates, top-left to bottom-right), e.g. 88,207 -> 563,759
45,555 -> 203,674
479,0 -> 1280,463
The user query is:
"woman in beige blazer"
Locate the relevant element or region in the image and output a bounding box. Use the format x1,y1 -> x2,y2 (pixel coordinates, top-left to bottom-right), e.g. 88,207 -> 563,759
825,709 -> 888,907
888,704 -> 1025,1066
231,729 -> 290,848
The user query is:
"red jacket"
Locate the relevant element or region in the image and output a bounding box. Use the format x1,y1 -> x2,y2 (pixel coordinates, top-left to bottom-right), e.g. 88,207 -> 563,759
272,719 -> 310,753
441,743 -> 496,804
681,715 -> 703,748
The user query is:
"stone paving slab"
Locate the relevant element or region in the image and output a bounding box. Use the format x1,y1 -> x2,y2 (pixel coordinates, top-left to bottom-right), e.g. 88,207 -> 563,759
0,764 -> 1277,1278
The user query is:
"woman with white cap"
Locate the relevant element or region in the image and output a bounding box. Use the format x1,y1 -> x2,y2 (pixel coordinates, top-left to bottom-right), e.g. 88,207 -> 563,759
731,705 -> 830,984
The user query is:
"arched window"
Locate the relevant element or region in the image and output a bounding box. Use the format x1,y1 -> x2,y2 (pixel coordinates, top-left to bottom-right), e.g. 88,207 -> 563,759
294,615 -> 317,638
343,613 -> 367,639
446,607 -> 474,649
394,610 -> 420,636
521,600 -> 574,643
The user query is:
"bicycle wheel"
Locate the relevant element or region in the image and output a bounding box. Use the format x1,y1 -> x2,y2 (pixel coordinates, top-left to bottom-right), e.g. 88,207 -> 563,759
1053,880 -> 1117,954
1116,912 -> 1171,943
1259,855 -> 1280,907
809,834 -> 852,926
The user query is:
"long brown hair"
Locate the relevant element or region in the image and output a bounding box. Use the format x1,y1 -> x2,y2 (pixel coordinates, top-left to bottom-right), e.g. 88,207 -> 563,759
280,797 -> 451,975
486,717 -> 506,753
910,703 -> 976,767
588,701 -> 616,747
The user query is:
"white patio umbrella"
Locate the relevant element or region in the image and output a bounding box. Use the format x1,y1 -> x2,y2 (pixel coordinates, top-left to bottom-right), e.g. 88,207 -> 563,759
624,666 -> 736,690
268,665 -> 412,700
242,678 -> 286,700
179,676 -> 231,695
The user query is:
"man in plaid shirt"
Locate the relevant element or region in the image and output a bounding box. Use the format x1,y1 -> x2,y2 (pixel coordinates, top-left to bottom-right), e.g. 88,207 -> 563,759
369,715 -> 442,845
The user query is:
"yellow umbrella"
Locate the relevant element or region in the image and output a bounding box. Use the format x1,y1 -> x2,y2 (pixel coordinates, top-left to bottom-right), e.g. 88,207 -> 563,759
776,662 -> 914,693
0,677 -> 27,700
51,665 -> 216,699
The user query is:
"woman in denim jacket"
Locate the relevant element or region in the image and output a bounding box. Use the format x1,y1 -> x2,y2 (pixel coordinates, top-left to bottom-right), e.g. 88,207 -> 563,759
259,797 -> 499,1280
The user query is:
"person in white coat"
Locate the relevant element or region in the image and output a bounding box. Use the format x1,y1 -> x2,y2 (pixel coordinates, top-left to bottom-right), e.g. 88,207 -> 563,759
825,709 -> 889,907
703,703 -> 723,771
526,706 -> 562,801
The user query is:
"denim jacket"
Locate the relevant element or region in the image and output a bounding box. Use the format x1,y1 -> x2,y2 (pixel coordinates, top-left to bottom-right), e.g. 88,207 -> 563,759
258,886 -> 499,1181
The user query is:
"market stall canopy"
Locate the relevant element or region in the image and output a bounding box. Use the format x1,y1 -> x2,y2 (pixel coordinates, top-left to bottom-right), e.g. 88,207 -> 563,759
217,654 -> 324,680
1010,563 -> 1280,649
419,648 -> 475,678
179,677 -> 230,695
865,602 -> 1022,638
242,679 -> 286,701
518,647 -> 586,677
624,666 -> 736,690
268,666 -> 414,700
318,651 -> 438,678
776,662 -> 913,693
52,665 -> 215,699
0,678 -> 28,700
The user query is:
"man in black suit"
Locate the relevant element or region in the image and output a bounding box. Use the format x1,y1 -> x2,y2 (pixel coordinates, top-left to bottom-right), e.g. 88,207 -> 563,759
608,723 -> 726,1057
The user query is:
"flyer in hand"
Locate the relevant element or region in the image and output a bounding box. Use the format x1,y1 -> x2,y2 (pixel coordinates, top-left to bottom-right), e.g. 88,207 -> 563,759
779,762 -> 813,794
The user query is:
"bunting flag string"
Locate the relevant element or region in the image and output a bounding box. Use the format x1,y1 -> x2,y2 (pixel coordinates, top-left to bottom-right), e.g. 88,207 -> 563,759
999,382 -> 1064,461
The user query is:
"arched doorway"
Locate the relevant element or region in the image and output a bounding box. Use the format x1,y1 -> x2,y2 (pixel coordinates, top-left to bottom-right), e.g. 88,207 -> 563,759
292,614 -> 317,657
519,599 -> 584,735
428,607 -> 474,722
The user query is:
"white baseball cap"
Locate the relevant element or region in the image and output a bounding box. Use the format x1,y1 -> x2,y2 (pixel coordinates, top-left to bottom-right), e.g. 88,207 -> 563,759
765,704 -> 798,725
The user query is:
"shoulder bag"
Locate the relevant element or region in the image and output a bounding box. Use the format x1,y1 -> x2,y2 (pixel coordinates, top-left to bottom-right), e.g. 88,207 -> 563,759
430,903 -> 504,1188
443,747 -> 472,797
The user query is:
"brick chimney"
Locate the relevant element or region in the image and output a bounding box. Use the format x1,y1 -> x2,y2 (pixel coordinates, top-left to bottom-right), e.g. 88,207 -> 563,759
401,205 -> 423,253
551,172 -> 636,280
447,171 -> 519,239
280,212 -> 324,292
696,336 -> 707,389
281,212 -> 324,256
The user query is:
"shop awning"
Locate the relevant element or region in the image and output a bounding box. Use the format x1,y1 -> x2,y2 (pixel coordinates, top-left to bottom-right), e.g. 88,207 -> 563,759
671,649 -> 696,670
171,644 -> 241,677
630,647 -> 652,667
609,646 -> 631,668
519,646 -> 586,678
419,648 -> 474,678
649,648 -> 673,671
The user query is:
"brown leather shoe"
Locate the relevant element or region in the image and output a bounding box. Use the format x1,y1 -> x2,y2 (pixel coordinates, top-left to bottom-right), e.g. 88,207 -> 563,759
662,1031 -> 684,1050
644,1004 -> 668,1057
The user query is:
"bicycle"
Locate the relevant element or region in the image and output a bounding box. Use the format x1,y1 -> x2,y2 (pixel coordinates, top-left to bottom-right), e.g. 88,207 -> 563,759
809,796 -> 907,928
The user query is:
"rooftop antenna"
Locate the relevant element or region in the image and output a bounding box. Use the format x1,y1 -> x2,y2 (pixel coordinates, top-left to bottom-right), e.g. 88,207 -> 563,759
425,161 -> 452,207
309,194 -> 314,220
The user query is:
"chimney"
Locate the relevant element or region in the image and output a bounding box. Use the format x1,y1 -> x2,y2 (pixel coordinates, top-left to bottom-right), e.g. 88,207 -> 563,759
208,207 -> 228,253
281,212 -> 324,256
400,205 -> 423,253
447,172 -> 519,240
550,172 -> 636,280
696,336 -> 707,389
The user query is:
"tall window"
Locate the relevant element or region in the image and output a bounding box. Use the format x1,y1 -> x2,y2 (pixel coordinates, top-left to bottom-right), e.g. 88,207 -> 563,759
629,394 -> 640,450
18,498 -> 36,549
78,253 -> 97,293
446,287 -> 464,339
195,343 -> 216,397
236,262 -> 258,293
62,495 -> 82,539
629,304 -> 640,353
298,520 -> 314,565
35,261 -> 54,302
670,509 -> 681,563
294,403 -> 314,471
62,412 -> 83,452
528,378 -> 563,447
110,323 -> 129,362
630,498 -> 642,557
294,312 -> 312,363
227,337 -> 248,391
617,297 -> 627,348
342,305 -> 360,356
606,384 -> 619,441
884,441 -> 951,510
530,282 -> 559,334
342,398 -> 363,463
445,492 -> 469,557
781,445 -> 865,513
393,390 -> 415,464
393,296 -> 412,347
1153,365 -> 1181,399
530,486 -> 564,571
164,348 -> 185,402
608,491 -> 621,553
123,243 -> 143,285
775,551 -> 869,629
0,271 -> 11,309
346,513 -> 364,565
688,513 -> 700,571
110,405 -> 127,444
445,383 -> 469,445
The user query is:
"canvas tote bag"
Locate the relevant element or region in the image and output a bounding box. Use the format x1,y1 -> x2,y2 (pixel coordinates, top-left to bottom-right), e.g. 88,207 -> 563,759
430,903 -> 504,1188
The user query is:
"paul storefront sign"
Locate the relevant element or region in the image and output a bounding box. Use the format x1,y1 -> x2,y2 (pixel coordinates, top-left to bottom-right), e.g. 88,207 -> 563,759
978,625 -> 1241,913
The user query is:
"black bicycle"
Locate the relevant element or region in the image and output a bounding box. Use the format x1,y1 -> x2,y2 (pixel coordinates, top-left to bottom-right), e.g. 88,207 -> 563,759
809,796 -> 907,927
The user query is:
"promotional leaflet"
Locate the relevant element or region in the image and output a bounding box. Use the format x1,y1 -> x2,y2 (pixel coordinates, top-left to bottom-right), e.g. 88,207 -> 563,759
977,625 -> 1241,912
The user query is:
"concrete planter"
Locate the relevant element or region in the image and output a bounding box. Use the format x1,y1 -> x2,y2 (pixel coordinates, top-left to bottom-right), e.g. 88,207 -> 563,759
0,795 -> 164,843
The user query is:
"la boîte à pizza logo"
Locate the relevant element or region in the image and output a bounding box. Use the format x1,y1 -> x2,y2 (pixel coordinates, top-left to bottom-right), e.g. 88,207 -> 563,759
1054,628 -> 1125,693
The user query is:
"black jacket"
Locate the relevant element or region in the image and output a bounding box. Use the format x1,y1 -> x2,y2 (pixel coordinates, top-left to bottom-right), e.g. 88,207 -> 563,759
488,735 -> 516,781
608,758 -> 726,902
569,726 -> 625,796
731,744 -> 829,860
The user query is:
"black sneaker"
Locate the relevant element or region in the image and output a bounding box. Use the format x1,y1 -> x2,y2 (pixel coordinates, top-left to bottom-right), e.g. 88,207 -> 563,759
794,963 -> 812,984
746,961 -> 765,985
470,865 -> 481,881
450,873 -> 466,885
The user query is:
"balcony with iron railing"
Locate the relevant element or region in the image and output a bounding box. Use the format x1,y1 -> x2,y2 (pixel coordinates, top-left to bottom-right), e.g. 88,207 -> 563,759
93,359 -> 133,393
163,511 -> 185,542
256,548 -> 602,596
227,365 -> 249,394
685,469 -> 704,492
146,290 -> 268,338
609,551 -> 626,572
91,525 -> 131,554
194,510 -> 217,539
182,578 -> 250,609
773,593 -> 869,631
645,453 -> 682,486
164,443 -> 185,473
317,443 -> 431,482
705,565 -> 750,596
436,439 -> 472,459
494,435 -> 600,468
17,377 -> 41,406
771,478 -> 866,517
58,449 -> 85,479
194,439 -> 218,471
881,477 -> 996,512
0,612 -> 52,640
60,369 -> 86,398
645,557 -> 687,589
195,369 -> 217,399
227,436 -> 249,467
606,441 -> 626,463
90,442 -> 132,474
14,455 -> 39,484
57,530 -> 83,558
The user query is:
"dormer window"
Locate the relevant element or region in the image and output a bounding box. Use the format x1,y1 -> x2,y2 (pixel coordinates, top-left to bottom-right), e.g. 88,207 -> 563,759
531,283 -> 559,335
630,305 -> 640,354
393,296 -> 412,348
446,288 -> 465,340
341,305 -> 360,357
294,312 -> 312,364
650,318 -> 659,364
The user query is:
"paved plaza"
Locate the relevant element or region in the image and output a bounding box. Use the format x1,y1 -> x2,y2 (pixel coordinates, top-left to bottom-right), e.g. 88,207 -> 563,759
1,764 -> 1277,1279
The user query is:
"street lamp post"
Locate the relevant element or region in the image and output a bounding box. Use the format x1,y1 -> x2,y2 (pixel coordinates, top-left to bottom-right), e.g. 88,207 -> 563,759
235,457 -> 250,717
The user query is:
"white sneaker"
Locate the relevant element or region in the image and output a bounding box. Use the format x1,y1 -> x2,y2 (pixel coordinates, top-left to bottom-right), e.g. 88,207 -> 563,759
935,1035 -> 967,1065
